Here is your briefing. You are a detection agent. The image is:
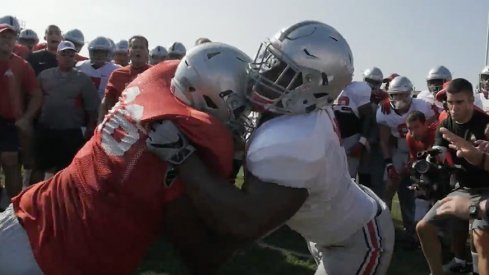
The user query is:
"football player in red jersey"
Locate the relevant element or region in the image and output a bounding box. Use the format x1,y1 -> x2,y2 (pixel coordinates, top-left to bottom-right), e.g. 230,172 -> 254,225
0,42 -> 251,275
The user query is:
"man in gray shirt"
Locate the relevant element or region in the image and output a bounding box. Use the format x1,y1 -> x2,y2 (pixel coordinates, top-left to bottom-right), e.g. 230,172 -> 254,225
34,41 -> 99,181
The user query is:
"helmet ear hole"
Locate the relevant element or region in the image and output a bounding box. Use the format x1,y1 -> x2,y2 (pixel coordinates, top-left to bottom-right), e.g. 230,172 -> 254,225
203,95 -> 218,109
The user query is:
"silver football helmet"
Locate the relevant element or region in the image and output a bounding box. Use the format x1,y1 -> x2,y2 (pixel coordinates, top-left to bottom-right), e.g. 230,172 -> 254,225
149,46 -> 168,65
387,76 -> 413,110
115,40 -> 129,53
167,42 -> 186,60
19,29 -> 38,42
63,29 -> 85,52
171,42 -> 252,135
248,21 -> 354,114
363,67 -> 383,90
88,36 -> 112,63
426,65 -> 452,94
480,65 -> 489,93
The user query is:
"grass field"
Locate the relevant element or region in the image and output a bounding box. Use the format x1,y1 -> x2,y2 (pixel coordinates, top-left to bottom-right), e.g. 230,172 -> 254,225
135,185 -> 431,275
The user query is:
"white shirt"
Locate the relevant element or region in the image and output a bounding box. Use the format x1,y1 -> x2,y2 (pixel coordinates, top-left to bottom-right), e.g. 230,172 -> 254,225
76,61 -> 120,98
247,108 -> 377,246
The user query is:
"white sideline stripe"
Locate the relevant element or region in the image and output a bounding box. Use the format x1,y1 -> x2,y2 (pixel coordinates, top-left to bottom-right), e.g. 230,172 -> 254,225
256,241 -> 313,259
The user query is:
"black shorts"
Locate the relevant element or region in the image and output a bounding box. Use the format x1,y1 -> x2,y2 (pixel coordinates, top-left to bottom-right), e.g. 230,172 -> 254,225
0,117 -> 19,153
35,126 -> 85,170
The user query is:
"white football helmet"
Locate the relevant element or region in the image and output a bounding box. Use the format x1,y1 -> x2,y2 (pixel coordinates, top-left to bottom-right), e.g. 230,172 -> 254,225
63,29 -> 84,52
387,76 -> 413,110
480,65 -> 489,93
426,65 -> 452,94
115,40 -> 129,53
248,21 -> 354,114
88,36 -> 112,63
363,67 -> 383,90
0,15 -> 20,34
167,42 -> 186,59
149,46 -> 168,65
171,42 -> 252,135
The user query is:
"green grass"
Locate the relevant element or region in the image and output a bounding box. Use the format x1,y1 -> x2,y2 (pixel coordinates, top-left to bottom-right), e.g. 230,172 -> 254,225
135,180 -> 431,275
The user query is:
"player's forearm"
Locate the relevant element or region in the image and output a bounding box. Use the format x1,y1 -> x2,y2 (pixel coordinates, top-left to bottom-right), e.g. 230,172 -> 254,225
177,155 -> 269,241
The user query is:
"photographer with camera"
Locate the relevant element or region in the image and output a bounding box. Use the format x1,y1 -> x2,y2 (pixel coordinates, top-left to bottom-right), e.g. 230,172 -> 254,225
406,111 -> 438,219
417,78 -> 489,275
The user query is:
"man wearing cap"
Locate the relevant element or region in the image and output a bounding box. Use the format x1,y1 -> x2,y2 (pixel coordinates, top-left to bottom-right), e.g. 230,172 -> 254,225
34,41 -> 99,178
0,20 -> 41,202
99,35 -> 151,122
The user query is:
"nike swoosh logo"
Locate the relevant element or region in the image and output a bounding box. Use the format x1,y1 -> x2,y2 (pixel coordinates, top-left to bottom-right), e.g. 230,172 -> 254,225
150,135 -> 183,149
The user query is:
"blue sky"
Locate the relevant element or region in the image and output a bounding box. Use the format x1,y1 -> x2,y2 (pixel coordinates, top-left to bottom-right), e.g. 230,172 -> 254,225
4,0 -> 489,90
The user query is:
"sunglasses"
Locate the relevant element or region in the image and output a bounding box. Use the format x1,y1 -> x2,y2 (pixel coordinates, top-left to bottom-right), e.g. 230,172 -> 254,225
59,51 -> 75,57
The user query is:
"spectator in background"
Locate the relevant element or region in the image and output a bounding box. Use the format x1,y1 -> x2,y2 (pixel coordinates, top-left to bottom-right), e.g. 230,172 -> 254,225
17,29 -> 39,57
99,35 -> 151,121
113,40 -> 129,66
76,36 -> 119,99
333,81 -> 374,178
27,25 -> 61,76
33,41 -> 99,182
149,45 -> 167,65
63,29 -> 88,62
358,67 -> 388,196
167,41 -> 186,60
195,37 -> 211,45
0,20 -> 41,202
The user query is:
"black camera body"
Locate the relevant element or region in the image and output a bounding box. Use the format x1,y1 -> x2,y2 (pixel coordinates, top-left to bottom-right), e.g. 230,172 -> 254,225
410,148 -> 456,201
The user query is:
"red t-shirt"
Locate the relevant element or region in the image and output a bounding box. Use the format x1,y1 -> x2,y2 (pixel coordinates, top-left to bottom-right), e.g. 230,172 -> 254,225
0,53 -> 38,119
406,123 -> 437,161
12,61 -> 235,275
105,64 -> 152,99
13,44 -> 30,59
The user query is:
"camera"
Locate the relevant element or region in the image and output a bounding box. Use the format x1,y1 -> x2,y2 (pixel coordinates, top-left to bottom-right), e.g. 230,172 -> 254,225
410,148 -> 458,201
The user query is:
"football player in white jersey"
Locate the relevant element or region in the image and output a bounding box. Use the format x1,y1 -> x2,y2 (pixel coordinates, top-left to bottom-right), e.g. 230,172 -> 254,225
76,36 -> 120,98
417,66 -> 452,115
334,81 -> 374,177
377,75 -> 436,244
474,66 -> 489,113
147,21 -> 394,275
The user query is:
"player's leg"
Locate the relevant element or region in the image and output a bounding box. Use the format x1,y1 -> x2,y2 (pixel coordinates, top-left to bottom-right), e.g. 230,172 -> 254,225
317,187 -> 394,275
342,134 -> 361,179
0,120 -> 22,199
0,204 -> 43,274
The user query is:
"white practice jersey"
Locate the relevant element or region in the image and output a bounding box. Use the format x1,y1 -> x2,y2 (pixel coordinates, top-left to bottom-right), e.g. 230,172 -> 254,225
417,90 -> 443,113
376,98 -> 435,152
333,81 -> 371,138
247,108 -> 377,246
76,61 -> 120,98
474,92 -> 489,114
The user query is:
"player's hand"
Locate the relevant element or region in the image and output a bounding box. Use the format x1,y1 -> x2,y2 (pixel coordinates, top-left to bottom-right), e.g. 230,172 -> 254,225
440,127 -> 483,166
435,196 -> 471,220
475,140 -> 489,154
15,117 -> 33,136
380,98 -> 391,115
349,142 -> 364,158
386,163 -> 400,180
146,120 -> 195,165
